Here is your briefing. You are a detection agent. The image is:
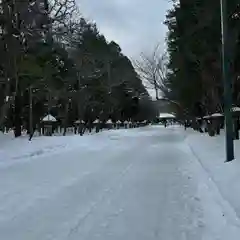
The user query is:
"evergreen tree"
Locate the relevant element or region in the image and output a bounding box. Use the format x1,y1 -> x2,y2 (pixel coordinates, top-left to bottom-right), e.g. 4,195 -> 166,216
164,0 -> 240,117
0,1 -> 156,137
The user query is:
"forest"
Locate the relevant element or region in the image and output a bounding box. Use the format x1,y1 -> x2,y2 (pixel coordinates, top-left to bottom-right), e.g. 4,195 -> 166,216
163,0 -> 240,118
0,0 -> 157,138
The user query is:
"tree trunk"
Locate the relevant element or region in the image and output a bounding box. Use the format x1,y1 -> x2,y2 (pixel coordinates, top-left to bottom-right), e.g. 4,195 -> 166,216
14,94 -> 22,137
0,78 -> 14,127
29,126 -> 36,141
63,101 -> 69,136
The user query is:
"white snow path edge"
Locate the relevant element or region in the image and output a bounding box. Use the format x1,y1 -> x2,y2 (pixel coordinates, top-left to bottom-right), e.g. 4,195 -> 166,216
182,136 -> 240,237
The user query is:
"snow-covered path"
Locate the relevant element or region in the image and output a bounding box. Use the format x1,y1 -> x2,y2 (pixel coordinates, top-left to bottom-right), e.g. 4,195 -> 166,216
0,126 -> 240,239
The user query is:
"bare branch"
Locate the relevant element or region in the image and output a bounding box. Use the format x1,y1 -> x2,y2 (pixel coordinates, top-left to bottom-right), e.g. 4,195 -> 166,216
133,44 -> 169,99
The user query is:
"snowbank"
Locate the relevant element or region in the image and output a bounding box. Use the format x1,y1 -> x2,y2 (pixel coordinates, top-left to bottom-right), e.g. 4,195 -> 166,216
0,130 -> 120,168
185,129 -> 240,218
0,127 -> 149,168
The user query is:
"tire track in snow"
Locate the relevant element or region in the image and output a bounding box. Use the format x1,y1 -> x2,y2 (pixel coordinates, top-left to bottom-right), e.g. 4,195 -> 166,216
67,163 -> 134,238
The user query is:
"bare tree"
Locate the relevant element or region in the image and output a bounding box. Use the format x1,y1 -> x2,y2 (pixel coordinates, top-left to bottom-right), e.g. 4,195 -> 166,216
47,0 -> 80,42
134,44 -> 169,100
48,0 -> 78,22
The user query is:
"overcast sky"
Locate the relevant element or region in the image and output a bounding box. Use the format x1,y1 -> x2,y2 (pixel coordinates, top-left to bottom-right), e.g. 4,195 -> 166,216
76,0 -> 172,59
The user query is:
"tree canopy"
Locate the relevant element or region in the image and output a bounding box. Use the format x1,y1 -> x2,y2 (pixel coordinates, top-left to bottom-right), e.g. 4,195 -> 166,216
0,0 -> 156,137
164,0 -> 240,118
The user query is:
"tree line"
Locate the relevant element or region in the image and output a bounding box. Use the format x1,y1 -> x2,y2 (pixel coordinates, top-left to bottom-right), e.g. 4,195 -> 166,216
157,0 -> 240,119
0,0 -> 157,138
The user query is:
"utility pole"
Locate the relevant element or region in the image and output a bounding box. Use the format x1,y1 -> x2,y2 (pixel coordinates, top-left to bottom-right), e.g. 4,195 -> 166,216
220,0 -> 234,161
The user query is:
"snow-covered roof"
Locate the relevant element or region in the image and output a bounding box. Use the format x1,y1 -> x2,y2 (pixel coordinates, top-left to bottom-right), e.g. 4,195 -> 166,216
42,114 -> 57,122
232,107 -> 240,112
211,113 -> 223,117
159,113 -> 176,119
75,120 -> 84,124
116,120 -> 121,124
203,113 -> 223,119
106,119 -> 113,124
93,119 -> 100,124
124,121 -> 128,124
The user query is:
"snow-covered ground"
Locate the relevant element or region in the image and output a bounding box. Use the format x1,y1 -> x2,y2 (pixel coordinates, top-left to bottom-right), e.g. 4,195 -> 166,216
186,129 -> 240,223
0,126 -> 240,239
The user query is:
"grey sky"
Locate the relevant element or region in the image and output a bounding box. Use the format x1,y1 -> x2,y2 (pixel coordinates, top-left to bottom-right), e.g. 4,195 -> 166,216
76,0 -> 172,59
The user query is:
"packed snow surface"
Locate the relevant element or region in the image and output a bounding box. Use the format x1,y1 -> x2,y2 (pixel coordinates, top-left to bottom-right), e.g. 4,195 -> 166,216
0,126 -> 240,240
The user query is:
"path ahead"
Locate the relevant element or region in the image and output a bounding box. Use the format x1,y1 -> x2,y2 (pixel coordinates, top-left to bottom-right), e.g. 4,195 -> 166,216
0,126 -> 239,240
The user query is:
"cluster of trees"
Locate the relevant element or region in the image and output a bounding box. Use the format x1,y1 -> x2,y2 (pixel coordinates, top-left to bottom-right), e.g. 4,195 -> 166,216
163,0 -> 240,118
0,0 -> 156,138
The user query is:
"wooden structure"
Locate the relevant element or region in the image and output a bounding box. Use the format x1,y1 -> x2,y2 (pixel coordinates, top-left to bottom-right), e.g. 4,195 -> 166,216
42,114 -> 57,136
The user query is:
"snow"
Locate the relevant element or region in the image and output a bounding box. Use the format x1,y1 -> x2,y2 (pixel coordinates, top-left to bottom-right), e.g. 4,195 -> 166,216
75,120 -> 84,124
211,113 -> 223,117
0,126 -> 240,239
232,107 -> 240,112
42,114 -> 57,122
159,113 -> 175,118
185,129 -> 240,222
93,119 -> 100,124
203,113 -> 226,118
106,119 -> 112,124
0,132 -> 115,168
